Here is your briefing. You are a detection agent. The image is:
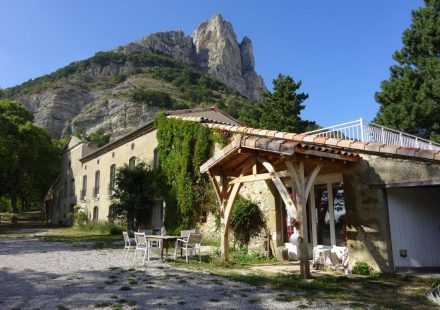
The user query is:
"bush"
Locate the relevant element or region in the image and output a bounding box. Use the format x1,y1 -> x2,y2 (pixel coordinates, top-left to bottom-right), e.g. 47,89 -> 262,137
230,197 -> 265,246
73,211 -> 88,227
129,89 -> 174,108
230,246 -> 267,264
352,262 -> 373,276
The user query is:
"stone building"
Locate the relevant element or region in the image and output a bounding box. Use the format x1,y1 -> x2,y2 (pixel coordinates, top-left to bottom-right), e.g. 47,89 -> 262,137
45,108 -> 239,230
47,109 -> 440,273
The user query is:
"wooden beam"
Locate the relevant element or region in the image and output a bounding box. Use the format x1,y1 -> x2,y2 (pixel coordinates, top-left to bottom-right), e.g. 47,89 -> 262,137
294,148 -> 359,162
305,165 -> 322,199
208,171 -> 222,203
228,170 -> 290,185
257,157 -> 297,219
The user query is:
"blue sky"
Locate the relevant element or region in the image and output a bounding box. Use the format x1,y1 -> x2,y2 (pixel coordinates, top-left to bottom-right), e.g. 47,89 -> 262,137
0,0 -> 423,127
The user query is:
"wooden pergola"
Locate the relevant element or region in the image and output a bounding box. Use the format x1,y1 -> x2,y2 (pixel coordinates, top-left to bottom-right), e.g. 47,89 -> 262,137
200,134 -> 359,278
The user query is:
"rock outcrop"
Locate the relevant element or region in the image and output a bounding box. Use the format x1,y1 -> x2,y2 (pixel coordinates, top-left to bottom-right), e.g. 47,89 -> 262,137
8,14 -> 266,138
120,14 -> 267,101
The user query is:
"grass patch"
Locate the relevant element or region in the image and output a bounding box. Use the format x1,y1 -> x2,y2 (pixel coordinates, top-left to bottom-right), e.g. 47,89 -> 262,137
95,302 -> 112,308
127,278 -> 138,285
119,286 -> 132,291
111,305 -> 122,310
171,258 -> 435,309
127,300 -> 137,306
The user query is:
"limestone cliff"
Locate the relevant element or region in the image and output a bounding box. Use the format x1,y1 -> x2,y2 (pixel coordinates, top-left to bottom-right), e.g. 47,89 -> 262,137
6,14 -> 266,138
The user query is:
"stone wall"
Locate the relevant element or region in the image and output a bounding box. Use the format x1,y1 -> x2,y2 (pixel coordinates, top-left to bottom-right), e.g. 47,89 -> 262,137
344,154 -> 440,272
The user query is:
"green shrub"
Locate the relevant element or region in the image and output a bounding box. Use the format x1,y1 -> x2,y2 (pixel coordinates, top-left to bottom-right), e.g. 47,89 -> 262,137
129,89 -> 174,108
73,211 -> 88,227
352,262 -> 373,276
230,197 -> 265,246
230,246 -> 267,264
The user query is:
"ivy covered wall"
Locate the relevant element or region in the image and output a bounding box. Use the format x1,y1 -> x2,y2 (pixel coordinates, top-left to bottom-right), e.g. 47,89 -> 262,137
155,113 -> 227,233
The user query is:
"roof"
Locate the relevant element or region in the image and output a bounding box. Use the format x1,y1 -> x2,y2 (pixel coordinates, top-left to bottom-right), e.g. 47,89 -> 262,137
201,135 -> 360,177
80,107 -> 240,163
169,115 -> 440,163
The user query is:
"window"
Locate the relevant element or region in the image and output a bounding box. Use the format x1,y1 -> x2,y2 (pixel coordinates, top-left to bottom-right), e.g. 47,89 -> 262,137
81,175 -> 87,200
109,164 -> 116,195
131,143 -> 135,150
93,206 -> 99,221
153,148 -> 159,170
94,170 -> 100,198
71,178 -> 75,196
129,156 -> 136,167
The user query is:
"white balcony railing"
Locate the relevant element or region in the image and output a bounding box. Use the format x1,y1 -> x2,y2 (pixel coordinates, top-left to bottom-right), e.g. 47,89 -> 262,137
303,118 -> 440,151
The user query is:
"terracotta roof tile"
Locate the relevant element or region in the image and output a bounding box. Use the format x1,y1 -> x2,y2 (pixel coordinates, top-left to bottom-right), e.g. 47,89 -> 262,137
267,139 -> 284,152
280,141 -> 297,153
414,149 -> 436,160
364,143 -> 383,152
251,129 -> 261,135
324,138 -> 340,146
259,129 -> 269,136
303,135 -> 315,143
275,132 -> 286,139
292,134 -> 306,141
379,145 -> 398,155
313,136 -> 327,144
396,147 -> 417,157
243,136 -> 259,148
283,133 -> 296,140
434,152 -> 440,161
350,141 -> 366,150
337,140 -> 353,148
256,137 -> 271,149
266,130 -> 278,137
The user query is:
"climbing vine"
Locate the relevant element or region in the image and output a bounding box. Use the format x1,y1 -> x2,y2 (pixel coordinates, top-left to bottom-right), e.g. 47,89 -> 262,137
155,113 -> 228,233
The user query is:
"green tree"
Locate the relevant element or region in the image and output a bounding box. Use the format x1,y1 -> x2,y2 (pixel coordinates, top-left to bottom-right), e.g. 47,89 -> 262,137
260,74 -> 317,133
109,163 -> 161,231
0,99 -> 60,212
375,0 -> 440,141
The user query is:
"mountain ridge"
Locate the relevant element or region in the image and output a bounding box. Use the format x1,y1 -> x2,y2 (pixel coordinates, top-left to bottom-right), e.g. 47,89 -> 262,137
5,14 -> 267,138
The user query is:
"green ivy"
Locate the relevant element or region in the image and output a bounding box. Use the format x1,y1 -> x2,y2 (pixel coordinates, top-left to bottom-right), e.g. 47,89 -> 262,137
230,197 -> 265,246
155,113 -> 219,233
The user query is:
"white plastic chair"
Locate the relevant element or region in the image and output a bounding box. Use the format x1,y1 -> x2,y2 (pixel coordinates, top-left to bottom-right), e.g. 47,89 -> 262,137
180,229 -> 196,238
133,232 -> 149,264
122,231 -> 136,260
174,233 -> 202,263
139,228 -> 162,258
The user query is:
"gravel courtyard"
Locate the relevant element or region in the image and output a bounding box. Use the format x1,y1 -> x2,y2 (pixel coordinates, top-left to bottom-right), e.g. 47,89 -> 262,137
0,236 -> 354,310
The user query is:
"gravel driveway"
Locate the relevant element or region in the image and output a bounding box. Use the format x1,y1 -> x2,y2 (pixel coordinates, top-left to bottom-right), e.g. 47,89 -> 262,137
0,237 -> 348,309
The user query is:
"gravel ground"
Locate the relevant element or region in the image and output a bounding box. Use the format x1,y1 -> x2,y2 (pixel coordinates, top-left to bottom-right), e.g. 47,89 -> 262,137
0,237 -> 352,309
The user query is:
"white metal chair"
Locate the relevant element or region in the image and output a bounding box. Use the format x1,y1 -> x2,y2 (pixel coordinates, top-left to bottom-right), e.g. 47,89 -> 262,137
174,233 -> 202,263
122,231 -> 136,260
133,232 -> 149,264
139,228 -> 162,259
180,229 -> 196,238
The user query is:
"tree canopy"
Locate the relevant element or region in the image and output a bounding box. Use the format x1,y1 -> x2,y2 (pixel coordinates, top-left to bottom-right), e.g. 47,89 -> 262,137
375,0 -> 440,141
109,163 -> 162,231
259,74 -> 317,133
0,99 -> 60,212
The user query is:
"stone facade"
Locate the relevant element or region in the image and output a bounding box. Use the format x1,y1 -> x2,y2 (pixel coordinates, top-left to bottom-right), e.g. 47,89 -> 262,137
344,154 -> 440,272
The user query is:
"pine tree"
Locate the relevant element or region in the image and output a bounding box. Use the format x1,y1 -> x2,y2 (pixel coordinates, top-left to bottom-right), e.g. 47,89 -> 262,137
260,74 -> 316,133
375,0 -> 440,142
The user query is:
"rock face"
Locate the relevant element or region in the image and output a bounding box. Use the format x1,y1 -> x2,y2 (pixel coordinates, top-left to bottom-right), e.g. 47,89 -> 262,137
9,14 -> 266,138
121,14 -> 267,101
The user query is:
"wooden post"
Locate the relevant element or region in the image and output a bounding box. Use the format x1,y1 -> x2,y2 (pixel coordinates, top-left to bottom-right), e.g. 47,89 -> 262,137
327,182 -> 336,246
310,185 -> 318,248
286,161 -> 321,279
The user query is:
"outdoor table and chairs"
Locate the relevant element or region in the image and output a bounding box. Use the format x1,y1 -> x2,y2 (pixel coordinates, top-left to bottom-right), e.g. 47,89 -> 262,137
123,230 -> 202,264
